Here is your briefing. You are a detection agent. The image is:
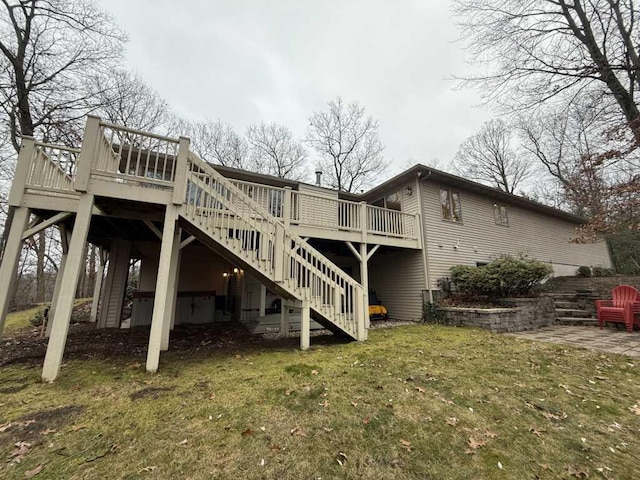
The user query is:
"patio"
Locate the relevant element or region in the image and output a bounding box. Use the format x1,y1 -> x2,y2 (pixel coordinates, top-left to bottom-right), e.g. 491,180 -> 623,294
512,325 -> 640,357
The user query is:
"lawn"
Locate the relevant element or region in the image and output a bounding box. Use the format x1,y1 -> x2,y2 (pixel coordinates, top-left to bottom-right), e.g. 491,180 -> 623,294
1,323 -> 639,479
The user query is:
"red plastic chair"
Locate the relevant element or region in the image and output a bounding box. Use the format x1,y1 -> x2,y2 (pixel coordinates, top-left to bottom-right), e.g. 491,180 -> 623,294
595,285 -> 640,332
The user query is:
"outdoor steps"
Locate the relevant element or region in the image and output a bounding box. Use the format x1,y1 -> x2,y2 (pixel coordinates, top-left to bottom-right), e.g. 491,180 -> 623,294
555,308 -> 591,318
551,289 -> 599,327
556,317 -> 598,327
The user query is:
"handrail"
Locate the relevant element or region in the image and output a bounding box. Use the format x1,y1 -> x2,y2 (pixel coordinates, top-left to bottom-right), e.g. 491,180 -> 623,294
182,151 -> 364,339
98,121 -> 180,144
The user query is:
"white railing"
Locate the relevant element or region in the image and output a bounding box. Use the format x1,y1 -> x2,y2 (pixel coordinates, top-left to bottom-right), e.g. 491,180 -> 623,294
230,179 -> 285,219
92,121 -> 179,189
290,191 -> 362,231
181,153 -> 364,339
367,205 -> 417,239
25,142 -> 77,194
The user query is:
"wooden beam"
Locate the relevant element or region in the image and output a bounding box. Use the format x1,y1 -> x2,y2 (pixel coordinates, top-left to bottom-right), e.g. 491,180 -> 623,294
42,194 -> 94,382
143,220 -> 163,240
345,241 -> 361,261
367,244 -> 381,261
179,235 -> 196,249
21,212 -> 73,240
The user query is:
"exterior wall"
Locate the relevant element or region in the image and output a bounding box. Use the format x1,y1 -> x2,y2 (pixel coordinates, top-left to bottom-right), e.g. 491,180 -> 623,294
368,248 -> 425,322
420,180 -> 612,289
138,242 -> 230,293
441,296 -> 555,333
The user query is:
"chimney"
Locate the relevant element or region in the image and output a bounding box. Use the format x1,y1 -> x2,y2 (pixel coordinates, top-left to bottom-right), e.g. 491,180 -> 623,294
315,168 -> 322,186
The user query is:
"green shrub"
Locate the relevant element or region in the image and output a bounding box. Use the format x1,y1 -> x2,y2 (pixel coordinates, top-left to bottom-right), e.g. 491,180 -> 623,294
577,266 -> 592,277
29,307 -> 47,327
422,301 -> 447,324
592,266 -> 615,277
450,254 -> 552,299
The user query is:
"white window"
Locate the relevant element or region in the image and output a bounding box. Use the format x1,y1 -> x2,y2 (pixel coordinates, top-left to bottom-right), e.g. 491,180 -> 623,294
440,188 -> 462,222
494,203 -> 509,226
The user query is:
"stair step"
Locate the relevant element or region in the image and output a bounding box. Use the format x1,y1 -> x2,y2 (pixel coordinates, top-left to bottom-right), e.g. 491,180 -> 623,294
555,308 -> 591,317
549,292 -> 578,298
556,317 -> 598,326
554,301 -> 576,308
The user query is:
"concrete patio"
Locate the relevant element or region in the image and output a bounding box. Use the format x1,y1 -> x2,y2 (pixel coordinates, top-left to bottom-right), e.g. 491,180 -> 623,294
511,325 -> 640,357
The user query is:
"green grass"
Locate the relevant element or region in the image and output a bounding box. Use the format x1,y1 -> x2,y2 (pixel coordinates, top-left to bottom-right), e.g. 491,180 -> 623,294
3,305 -> 45,333
1,325 -> 640,479
3,298 -> 92,334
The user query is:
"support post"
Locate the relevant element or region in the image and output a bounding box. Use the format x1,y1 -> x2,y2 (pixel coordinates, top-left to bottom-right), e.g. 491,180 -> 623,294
8,139 -> 35,207
42,195 -> 94,382
46,225 -> 70,337
300,300 -> 310,350
282,186 -> 292,227
0,207 -> 30,337
259,284 -> 267,316
280,300 -> 289,337
359,242 -> 370,332
74,116 -> 101,192
161,227 -> 181,351
273,224 -> 284,282
89,247 -> 108,323
172,136 -> 191,205
146,204 -> 179,372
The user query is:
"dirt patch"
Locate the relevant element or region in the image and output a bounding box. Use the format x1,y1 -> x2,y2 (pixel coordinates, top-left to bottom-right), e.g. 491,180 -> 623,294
129,386 -> 175,401
0,323 -> 349,367
0,405 -> 85,444
0,384 -> 28,394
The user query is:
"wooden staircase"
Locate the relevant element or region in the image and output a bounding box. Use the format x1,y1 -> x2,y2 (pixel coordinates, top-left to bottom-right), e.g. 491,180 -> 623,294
178,152 -> 366,341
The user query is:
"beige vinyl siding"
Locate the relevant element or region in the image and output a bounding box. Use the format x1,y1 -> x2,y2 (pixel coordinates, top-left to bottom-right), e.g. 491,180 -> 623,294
420,180 -> 611,289
369,248 -> 425,321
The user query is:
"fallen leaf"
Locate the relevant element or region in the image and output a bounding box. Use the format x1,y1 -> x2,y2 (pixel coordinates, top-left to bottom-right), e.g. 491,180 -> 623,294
39,429 -> 56,436
629,404 -> 640,415
209,392 -> 216,400
25,465 -> 43,478
446,417 -> 459,426
351,401 -> 358,407
179,439 -> 188,445
415,386 -> 426,393
290,426 -> 307,437
497,461 -> 504,470
323,427 -> 333,432
483,430 -> 498,438
363,416 -> 371,425
336,452 -> 348,466
565,464 -> 590,478
319,400 -> 329,408
542,411 -> 567,421
70,425 -> 85,432
241,428 -> 255,436
467,437 -> 486,450
269,444 -> 282,452
11,442 -> 31,459
399,439 -> 412,451
140,466 -> 157,473
311,370 -> 318,376
530,427 -> 546,437
0,422 -> 12,432
538,463 -> 551,470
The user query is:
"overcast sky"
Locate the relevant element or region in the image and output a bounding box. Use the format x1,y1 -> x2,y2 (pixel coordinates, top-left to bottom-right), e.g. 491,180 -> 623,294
98,0 -> 493,177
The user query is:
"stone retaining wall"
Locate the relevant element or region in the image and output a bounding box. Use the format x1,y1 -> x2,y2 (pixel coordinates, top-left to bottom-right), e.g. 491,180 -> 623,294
549,276 -> 640,298
440,296 -> 555,333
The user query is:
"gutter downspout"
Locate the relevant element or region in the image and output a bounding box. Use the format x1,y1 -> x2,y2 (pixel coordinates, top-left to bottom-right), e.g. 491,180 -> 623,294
415,170 -> 433,302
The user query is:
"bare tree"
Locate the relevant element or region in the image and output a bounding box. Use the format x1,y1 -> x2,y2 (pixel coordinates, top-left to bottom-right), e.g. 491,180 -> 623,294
307,97 -> 387,192
454,119 -> 531,193
246,122 -> 308,180
0,0 -> 125,302
178,119 -> 252,170
95,70 -> 171,134
454,0 -> 640,145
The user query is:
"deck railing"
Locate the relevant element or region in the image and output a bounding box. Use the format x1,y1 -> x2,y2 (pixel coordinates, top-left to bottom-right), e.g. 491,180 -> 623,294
91,121 -> 179,189
16,117 -> 419,244
24,141 -> 78,194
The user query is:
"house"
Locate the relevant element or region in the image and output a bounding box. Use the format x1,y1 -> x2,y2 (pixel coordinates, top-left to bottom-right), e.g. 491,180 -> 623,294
0,116 -> 611,381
